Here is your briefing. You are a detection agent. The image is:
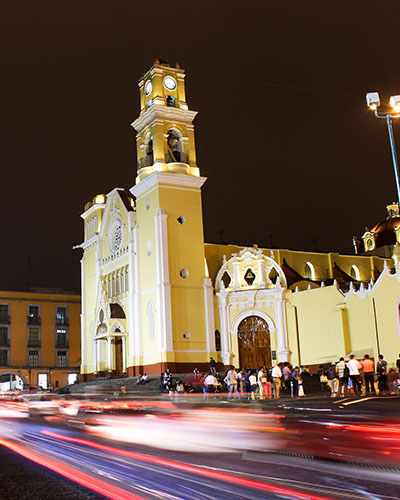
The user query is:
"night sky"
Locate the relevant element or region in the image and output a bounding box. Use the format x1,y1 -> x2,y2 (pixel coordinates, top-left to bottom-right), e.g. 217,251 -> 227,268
2,2 -> 400,293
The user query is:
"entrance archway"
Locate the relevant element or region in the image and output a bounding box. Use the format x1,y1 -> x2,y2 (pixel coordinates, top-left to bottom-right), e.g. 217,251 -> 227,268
237,316 -> 271,369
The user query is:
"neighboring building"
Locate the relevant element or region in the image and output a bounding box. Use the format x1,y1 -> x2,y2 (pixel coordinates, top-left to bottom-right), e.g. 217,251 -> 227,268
78,60 -> 400,380
0,289 -> 81,390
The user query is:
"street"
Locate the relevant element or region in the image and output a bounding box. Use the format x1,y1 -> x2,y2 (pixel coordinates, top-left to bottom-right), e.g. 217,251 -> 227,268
0,395 -> 399,499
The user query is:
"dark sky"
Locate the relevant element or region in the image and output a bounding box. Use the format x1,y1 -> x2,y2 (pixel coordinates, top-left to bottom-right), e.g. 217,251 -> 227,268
1,1 -> 400,293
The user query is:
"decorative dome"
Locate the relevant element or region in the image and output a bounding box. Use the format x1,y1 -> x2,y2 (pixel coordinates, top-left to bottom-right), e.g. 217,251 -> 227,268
358,202 -> 400,254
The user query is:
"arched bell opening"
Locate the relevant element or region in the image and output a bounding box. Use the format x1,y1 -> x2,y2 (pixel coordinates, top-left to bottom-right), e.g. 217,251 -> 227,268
144,133 -> 154,167
167,130 -> 186,163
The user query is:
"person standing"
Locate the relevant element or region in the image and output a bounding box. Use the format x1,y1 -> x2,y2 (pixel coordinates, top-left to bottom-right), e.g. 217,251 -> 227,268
291,366 -> 300,397
327,362 -> 339,397
396,354 -> 400,373
283,362 -> 293,394
362,354 -> 375,394
238,369 -> 246,395
336,357 -> 348,396
347,355 -> 362,394
226,365 -> 238,400
271,363 -> 282,399
209,357 -> 217,375
244,369 -> 251,395
317,365 -> 328,392
249,370 -> 257,400
377,354 -> 389,393
257,367 -> 266,400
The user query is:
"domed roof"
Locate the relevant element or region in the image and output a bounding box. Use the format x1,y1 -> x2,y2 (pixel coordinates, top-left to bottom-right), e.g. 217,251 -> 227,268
361,202 -> 400,252
370,216 -> 400,247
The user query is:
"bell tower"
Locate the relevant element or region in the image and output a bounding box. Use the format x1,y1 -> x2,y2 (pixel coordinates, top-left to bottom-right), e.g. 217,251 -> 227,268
132,59 -> 199,183
130,60 -> 214,374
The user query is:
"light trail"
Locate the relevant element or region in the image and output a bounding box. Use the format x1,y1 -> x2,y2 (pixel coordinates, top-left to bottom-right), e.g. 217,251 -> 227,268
41,429 -> 339,500
0,437 -> 145,500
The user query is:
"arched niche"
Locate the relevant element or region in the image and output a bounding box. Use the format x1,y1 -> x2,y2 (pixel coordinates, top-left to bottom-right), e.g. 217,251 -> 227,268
166,129 -> 184,163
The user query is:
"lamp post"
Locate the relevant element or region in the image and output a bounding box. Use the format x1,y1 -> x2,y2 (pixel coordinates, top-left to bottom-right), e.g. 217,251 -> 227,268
366,92 -> 400,205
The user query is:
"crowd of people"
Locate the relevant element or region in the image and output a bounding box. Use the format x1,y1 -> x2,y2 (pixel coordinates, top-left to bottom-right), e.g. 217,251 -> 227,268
159,360 -> 307,399
317,353 -> 399,397
156,353 -> 400,399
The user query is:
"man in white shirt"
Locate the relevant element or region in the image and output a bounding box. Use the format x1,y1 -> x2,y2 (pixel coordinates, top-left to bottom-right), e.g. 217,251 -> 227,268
347,355 -> 362,394
249,371 -> 257,400
203,373 -> 218,399
226,366 -> 238,400
204,373 -> 218,391
271,363 -> 282,399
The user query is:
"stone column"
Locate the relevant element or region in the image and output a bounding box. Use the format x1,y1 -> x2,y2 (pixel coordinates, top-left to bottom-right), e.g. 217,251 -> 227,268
122,336 -> 127,373
154,208 -> 173,358
275,297 -> 289,362
218,293 -> 231,366
107,337 -> 113,372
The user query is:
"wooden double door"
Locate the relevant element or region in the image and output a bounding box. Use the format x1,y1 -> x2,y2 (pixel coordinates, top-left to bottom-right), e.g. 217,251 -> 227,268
237,315 -> 271,369
113,337 -> 123,375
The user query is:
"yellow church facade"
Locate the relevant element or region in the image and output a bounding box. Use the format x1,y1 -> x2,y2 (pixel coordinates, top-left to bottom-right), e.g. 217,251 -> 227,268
78,60 -> 400,380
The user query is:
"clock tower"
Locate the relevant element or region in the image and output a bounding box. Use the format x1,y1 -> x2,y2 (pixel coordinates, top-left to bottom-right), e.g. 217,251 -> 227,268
130,60 -> 215,374
133,59 -> 199,183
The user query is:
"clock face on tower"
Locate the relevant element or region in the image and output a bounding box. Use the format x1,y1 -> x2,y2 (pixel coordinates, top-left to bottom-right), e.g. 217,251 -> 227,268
144,80 -> 152,95
163,76 -> 177,91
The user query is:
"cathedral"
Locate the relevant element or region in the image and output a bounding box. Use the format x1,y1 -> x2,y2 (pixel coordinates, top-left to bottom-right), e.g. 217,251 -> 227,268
78,60 -> 400,380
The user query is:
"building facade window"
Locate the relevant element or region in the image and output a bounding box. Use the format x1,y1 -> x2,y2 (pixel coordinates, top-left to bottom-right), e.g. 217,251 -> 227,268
304,262 -> 316,280
56,306 -> 68,325
28,305 -> 40,325
0,327 -> 9,346
350,265 -> 360,281
28,327 -> 40,347
56,328 -> 68,347
0,350 -> 8,366
28,350 -> 39,367
56,351 -> 68,368
0,304 -> 9,324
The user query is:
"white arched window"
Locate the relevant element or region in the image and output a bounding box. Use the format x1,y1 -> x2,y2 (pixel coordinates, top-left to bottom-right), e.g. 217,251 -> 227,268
350,265 -> 360,281
304,262 -> 316,280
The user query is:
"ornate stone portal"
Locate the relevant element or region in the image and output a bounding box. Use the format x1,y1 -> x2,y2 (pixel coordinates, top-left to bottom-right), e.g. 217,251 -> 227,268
216,248 -> 289,367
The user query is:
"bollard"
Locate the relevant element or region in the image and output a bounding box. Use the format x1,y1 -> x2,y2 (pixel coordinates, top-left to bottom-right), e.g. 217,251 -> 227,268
290,380 -> 294,398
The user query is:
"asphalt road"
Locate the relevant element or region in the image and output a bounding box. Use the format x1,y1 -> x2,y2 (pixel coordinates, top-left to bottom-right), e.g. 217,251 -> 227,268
0,395 -> 400,500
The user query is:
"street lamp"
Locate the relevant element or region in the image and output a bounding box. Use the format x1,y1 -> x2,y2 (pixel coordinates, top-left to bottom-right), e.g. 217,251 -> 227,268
366,91 -> 400,204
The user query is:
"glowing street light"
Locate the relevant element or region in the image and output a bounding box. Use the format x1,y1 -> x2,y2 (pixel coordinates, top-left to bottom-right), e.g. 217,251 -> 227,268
366,91 -> 400,204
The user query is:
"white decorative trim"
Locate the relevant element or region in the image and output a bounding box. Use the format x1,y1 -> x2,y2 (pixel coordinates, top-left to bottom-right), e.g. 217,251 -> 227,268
131,171 -> 206,199
215,247 -> 287,292
131,105 -> 197,134
203,278 -> 215,353
231,309 -> 277,335
154,207 -> 173,354
130,221 -> 141,365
